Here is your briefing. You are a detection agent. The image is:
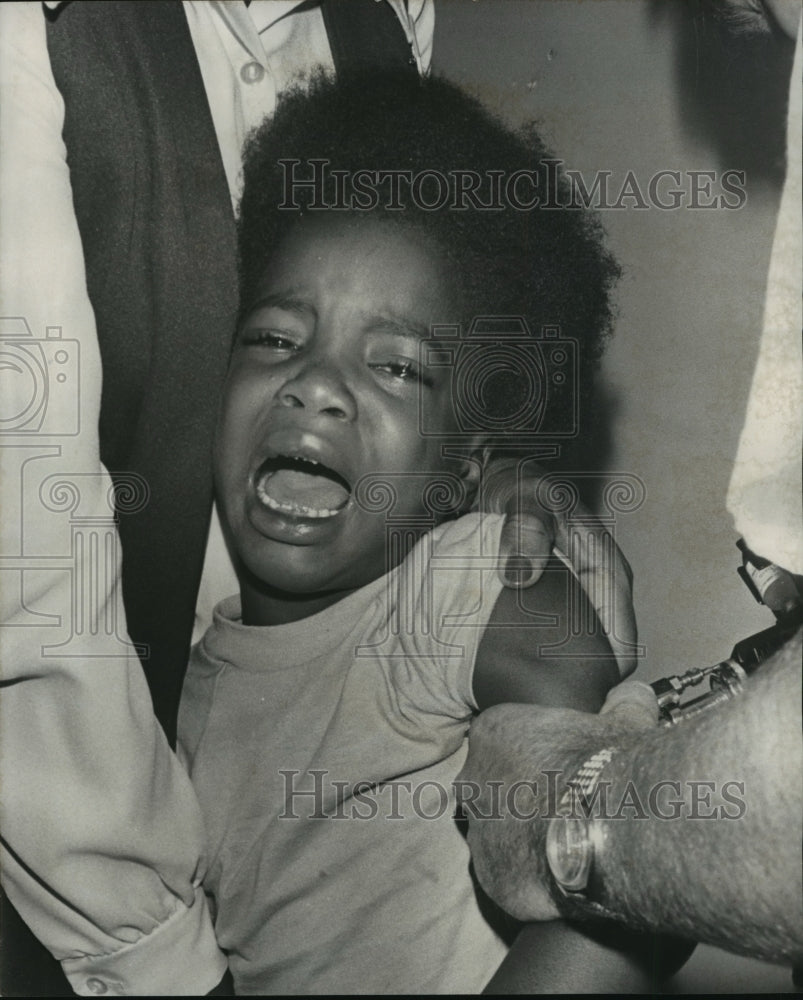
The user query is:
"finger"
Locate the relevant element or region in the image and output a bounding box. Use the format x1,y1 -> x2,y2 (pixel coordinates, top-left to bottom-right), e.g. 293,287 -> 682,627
497,513 -> 553,588
599,680 -> 659,728
479,453 -> 527,514
551,510 -> 639,678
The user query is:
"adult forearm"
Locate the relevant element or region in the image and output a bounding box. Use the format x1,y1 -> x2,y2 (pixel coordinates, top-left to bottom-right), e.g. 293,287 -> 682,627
589,633 -> 802,963
0,6 -> 224,993
461,632 -> 802,964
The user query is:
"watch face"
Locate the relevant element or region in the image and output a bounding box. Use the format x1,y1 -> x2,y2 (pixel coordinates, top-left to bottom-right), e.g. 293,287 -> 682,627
546,815 -> 592,892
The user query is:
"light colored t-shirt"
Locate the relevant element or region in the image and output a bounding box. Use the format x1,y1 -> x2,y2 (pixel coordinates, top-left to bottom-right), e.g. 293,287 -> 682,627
178,512 -> 513,994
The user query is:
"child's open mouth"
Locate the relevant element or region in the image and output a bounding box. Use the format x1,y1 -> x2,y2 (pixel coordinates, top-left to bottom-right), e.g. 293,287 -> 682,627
254,454 -> 351,519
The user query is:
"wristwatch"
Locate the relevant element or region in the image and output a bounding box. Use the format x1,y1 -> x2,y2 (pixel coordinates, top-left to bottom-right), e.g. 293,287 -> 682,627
545,747 -> 621,920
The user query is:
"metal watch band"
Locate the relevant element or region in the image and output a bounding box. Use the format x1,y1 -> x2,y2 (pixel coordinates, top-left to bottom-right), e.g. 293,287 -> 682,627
548,746 -> 624,922
558,747 -> 616,815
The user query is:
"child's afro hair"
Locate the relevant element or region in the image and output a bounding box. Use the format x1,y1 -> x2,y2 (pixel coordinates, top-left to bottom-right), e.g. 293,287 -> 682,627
238,70 -> 620,452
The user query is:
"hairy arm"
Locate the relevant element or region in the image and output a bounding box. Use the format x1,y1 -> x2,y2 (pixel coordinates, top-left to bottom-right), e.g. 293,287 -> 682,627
463,631 -> 803,967
591,634 -> 801,962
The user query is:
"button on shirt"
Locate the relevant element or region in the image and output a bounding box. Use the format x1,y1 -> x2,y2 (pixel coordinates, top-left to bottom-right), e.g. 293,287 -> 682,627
185,0 -> 433,203
240,59 -> 265,83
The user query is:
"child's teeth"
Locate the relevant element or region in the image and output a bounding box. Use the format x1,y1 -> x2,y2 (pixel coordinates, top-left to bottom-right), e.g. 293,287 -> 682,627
256,481 -> 341,518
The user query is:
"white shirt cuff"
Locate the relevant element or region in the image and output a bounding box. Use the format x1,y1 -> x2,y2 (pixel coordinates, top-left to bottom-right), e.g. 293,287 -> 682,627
62,887 -> 227,997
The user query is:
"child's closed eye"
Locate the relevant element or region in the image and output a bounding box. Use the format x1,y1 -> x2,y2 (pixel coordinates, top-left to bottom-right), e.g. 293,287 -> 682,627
239,329 -> 302,351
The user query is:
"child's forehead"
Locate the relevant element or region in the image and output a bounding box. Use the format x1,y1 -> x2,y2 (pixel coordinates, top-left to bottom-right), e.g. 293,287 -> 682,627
267,211 -> 433,260
253,213 -> 461,317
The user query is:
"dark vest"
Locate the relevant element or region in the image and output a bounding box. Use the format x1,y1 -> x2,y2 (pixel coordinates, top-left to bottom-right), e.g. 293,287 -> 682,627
2,3 -> 416,994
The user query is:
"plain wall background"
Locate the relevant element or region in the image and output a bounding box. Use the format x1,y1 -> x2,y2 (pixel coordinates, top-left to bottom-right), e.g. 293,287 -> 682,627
433,0 -> 795,992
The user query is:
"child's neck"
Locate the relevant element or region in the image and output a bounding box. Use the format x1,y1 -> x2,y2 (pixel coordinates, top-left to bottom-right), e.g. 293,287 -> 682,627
237,522 -> 441,626
240,577 -> 360,627
238,525 -> 439,626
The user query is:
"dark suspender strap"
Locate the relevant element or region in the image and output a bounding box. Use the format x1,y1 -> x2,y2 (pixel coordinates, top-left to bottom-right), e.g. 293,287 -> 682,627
320,0 -> 419,77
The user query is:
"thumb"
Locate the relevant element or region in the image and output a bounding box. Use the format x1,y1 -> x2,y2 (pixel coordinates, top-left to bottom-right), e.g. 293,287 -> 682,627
497,513 -> 553,589
599,680 -> 659,730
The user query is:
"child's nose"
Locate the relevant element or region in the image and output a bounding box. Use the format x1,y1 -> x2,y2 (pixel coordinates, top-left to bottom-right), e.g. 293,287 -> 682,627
277,362 -> 357,421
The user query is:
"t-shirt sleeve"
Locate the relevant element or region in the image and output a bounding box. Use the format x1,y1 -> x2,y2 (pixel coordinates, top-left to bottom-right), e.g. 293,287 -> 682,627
390,513 -> 506,720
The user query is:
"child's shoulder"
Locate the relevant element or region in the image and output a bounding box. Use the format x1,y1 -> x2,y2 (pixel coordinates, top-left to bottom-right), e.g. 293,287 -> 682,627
398,511 -> 507,629
392,512 -> 507,617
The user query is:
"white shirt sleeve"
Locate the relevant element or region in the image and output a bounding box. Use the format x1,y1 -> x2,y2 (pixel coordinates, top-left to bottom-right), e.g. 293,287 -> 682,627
726,15 -> 803,573
0,4 -> 226,994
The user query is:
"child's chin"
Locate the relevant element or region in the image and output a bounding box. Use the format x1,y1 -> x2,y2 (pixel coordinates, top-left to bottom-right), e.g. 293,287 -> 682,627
254,547 -> 390,605
242,545 -> 350,595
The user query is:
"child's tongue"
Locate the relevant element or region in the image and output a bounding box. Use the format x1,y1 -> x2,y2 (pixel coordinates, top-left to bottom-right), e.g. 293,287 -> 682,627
257,465 -> 350,516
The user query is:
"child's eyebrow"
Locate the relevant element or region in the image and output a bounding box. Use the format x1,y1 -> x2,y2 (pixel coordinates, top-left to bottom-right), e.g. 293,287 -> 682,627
366,313 -> 430,342
245,292 -> 315,319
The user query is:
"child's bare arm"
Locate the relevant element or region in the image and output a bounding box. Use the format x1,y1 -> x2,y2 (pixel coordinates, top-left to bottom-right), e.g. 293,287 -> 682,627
471,558 -> 689,992
483,917 -> 692,993
473,556 -> 619,713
